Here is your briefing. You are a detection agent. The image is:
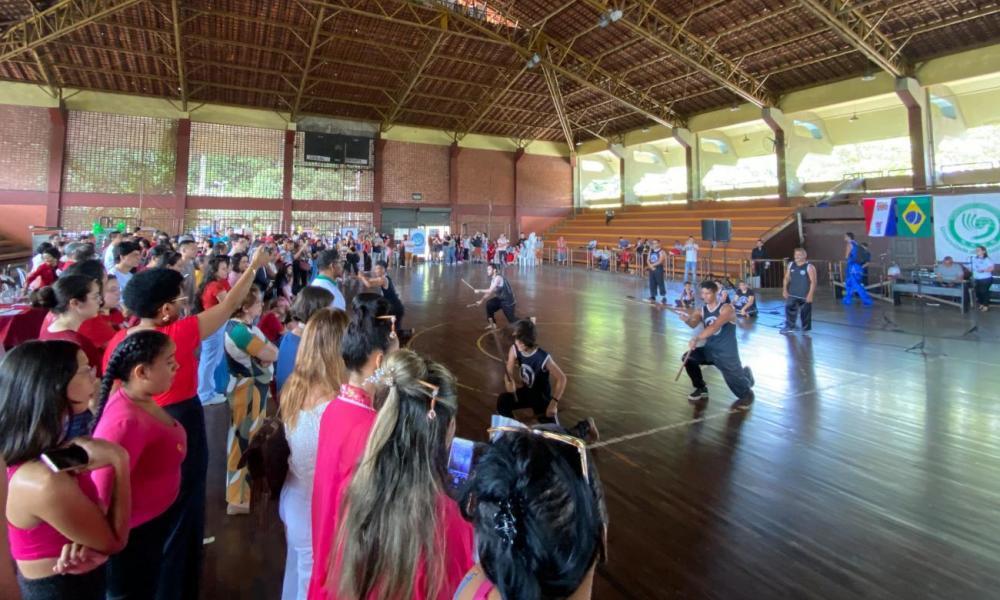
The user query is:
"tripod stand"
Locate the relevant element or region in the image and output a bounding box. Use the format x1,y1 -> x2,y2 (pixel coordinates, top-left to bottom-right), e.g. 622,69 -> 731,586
904,267 -> 933,356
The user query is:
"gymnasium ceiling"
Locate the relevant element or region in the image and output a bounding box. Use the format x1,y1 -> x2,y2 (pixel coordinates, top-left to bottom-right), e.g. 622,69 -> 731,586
0,0 -> 998,145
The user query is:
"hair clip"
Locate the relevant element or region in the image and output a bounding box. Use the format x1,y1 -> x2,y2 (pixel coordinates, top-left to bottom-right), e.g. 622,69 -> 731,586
377,314 -> 397,339
364,366 -> 385,386
494,500 -> 518,546
417,379 -> 439,420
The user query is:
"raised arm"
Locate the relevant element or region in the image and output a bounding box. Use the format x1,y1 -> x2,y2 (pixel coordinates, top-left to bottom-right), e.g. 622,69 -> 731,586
197,247 -> 270,339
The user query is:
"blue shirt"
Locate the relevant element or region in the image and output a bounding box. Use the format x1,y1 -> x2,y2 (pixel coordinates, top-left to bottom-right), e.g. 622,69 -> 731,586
275,332 -> 301,394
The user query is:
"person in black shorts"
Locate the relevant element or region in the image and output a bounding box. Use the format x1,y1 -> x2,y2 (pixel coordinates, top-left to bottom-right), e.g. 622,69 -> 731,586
474,263 -> 517,330
496,320 -> 597,442
676,280 -> 755,410
781,247 -> 817,333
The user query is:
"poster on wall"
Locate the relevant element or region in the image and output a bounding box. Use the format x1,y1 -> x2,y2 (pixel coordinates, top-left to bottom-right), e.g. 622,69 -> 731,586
932,194 -> 1000,262
409,229 -> 426,254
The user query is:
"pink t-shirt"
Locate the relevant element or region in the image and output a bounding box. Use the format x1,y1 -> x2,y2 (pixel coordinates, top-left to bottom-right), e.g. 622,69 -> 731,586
308,385 -> 377,600
90,388 -> 187,527
307,385 -> 475,600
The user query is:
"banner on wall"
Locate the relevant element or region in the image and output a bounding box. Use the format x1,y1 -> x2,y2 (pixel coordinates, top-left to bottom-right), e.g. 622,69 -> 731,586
933,194 -> 1000,261
863,197 -> 897,237
409,229 -> 426,253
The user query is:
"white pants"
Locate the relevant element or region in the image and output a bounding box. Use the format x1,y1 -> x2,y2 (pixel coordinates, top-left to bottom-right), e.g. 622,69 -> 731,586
278,483 -> 313,600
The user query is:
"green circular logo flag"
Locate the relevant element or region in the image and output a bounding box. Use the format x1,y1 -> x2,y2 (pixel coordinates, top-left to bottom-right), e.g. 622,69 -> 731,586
944,202 -> 1000,253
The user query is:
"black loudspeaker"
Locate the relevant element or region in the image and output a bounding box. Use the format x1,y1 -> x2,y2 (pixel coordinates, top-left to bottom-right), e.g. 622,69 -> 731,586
701,219 -> 716,242
714,219 -> 732,243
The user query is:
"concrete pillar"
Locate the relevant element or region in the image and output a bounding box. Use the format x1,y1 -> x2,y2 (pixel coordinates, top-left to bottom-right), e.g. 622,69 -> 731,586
570,152 -> 580,209
895,76 -> 934,190
762,107 -> 805,205
281,129 -> 295,234
45,104 -> 67,227
672,127 -> 698,205
607,143 -> 627,206
373,134 -> 385,233
172,118 -> 190,233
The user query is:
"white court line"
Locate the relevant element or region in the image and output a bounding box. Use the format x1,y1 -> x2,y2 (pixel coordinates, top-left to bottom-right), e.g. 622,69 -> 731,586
589,409 -> 738,449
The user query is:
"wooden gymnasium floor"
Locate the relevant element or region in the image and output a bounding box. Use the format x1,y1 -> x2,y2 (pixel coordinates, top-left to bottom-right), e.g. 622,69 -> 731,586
202,263 -> 1000,600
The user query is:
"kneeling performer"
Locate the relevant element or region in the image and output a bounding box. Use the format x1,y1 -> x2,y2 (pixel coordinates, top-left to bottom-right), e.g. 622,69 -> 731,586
676,280 -> 755,410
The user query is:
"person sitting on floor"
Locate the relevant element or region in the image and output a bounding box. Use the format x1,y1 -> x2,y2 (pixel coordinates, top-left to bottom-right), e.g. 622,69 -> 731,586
732,281 -> 758,318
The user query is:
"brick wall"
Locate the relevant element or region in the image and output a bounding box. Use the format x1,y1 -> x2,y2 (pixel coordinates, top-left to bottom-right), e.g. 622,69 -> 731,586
380,140 -> 449,204
517,154 -> 572,207
457,148 -> 515,205
0,105 -> 51,192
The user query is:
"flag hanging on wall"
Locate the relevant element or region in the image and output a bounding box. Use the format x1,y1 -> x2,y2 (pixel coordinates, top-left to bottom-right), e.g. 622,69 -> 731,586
864,197 -> 897,237
895,195 -> 933,238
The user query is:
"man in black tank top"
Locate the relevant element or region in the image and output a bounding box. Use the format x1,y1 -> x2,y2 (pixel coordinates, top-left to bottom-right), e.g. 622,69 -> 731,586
676,280 -> 754,410
356,261 -> 410,339
474,264 -> 517,330
781,248 -> 817,334
496,320 -> 598,442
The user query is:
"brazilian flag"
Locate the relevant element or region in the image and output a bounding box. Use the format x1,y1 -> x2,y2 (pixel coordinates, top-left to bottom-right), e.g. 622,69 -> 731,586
895,195 -> 932,238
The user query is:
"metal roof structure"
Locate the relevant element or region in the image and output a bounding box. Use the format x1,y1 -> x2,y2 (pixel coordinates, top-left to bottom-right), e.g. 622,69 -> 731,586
1,0 -> 998,144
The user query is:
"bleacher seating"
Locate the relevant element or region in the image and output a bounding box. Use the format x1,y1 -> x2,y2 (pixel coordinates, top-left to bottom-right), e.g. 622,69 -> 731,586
546,201 -> 796,277
0,235 -> 30,266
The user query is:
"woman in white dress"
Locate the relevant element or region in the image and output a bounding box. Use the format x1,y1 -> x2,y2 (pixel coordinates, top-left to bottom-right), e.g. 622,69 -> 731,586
276,308 -> 349,600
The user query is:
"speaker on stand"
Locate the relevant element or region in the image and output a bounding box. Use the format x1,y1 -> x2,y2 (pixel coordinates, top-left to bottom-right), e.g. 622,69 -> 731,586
700,219 -> 716,281
716,219 -> 733,287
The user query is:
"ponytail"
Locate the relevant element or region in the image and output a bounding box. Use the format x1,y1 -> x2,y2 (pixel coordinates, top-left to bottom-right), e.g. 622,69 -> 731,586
332,350 -> 459,600
92,330 -> 172,432
30,274 -> 95,314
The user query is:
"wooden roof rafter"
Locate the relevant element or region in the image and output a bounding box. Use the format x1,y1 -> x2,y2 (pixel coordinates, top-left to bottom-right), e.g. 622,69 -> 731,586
0,0 -> 144,62
800,0 -> 910,78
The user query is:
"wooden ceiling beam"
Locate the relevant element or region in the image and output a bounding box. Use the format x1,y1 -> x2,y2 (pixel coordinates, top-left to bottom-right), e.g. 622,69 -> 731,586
579,0 -> 774,107
800,0 -> 908,78
396,0 -> 682,128
0,0 -> 143,63
291,4 -> 328,120
168,0 -> 187,111
540,63 -> 574,148
383,22 -> 446,129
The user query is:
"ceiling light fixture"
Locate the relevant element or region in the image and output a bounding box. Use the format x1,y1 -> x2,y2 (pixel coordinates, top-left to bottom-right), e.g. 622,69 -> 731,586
525,53 -> 541,69
729,102 -> 740,112
742,134 -> 750,142
598,8 -> 623,28
641,126 -> 650,133
849,113 -> 859,122
861,64 -> 876,82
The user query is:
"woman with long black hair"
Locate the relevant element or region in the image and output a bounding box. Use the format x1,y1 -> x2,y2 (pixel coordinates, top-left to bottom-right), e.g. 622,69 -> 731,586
1,341 -> 131,600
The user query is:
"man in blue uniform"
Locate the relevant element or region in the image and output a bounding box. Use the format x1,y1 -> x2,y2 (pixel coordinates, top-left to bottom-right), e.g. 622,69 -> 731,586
843,232 -> 873,306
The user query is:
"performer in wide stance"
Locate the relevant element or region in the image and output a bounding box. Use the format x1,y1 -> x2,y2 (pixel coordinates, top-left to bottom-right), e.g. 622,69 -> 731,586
842,232 -> 873,307
676,280 -> 755,410
474,263 -> 517,330
357,260 -> 411,340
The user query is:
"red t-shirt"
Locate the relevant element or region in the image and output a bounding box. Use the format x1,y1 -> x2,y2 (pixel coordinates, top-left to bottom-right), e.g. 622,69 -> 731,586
201,279 -> 231,310
79,309 -> 125,351
39,328 -> 104,376
103,316 -> 201,407
25,263 -> 57,288
90,388 -> 187,527
257,312 -> 283,345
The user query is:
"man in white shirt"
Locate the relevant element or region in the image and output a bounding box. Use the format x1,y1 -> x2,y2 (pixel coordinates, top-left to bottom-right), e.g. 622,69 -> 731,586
683,236 -> 699,283
102,231 -> 122,271
308,248 -> 346,311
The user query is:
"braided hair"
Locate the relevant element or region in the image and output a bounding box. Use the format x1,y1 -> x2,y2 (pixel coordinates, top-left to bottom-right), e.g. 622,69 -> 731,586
91,330 -> 172,432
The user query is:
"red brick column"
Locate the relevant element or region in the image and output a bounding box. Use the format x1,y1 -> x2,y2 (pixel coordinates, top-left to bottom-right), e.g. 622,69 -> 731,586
373,134 -> 386,232
281,129 -> 295,233
449,141 -> 461,234
46,105 -> 68,227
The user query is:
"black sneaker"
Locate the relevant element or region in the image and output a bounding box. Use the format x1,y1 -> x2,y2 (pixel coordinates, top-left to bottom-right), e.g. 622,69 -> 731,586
731,390 -> 755,411
744,366 -> 754,388
687,387 -> 708,402
779,325 -> 795,334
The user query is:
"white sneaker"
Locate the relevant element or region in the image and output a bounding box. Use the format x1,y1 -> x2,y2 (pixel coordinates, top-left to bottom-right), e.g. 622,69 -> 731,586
201,393 -> 226,406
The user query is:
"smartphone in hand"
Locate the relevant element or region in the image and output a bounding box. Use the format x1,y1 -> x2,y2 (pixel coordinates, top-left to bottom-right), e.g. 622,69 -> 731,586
447,438 -> 478,495
40,444 -> 89,473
